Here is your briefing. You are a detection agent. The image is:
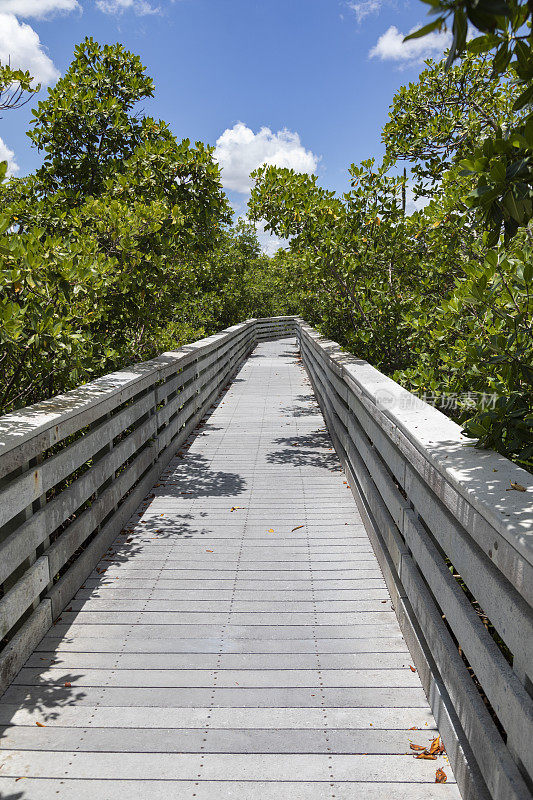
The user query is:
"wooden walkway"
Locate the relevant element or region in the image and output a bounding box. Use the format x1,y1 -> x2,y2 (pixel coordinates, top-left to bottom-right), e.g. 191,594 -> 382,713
0,339 -> 459,799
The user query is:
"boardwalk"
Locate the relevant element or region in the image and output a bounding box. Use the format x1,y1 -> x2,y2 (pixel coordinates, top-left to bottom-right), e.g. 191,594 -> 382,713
0,339 -> 459,799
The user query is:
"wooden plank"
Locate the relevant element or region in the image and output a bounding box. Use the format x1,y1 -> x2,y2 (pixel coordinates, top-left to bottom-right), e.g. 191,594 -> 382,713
0,556 -> 50,638
0,598 -> 52,694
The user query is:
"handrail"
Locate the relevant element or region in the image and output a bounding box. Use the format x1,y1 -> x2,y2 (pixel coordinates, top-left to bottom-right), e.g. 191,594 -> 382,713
295,318 -> 533,800
0,317 -> 296,695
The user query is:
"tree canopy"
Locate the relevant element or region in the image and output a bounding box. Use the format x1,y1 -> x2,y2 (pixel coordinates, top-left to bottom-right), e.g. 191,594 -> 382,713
0,34 -> 531,471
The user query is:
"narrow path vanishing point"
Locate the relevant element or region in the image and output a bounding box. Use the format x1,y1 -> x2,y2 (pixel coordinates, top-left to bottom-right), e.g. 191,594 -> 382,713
0,338 -> 460,799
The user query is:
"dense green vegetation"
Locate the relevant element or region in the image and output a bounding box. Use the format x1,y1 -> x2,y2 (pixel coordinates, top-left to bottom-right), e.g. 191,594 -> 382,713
250,51 -> 533,472
0,29 -> 531,471
0,40 -> 296,413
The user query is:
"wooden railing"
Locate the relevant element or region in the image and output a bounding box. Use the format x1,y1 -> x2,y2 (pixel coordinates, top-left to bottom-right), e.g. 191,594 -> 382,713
296,319 -> 533,800
0,317 -> 298,693
0,319 -> 279,693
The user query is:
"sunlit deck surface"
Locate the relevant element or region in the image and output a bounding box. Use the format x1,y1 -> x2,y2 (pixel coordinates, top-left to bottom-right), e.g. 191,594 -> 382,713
0,339 -> 459,799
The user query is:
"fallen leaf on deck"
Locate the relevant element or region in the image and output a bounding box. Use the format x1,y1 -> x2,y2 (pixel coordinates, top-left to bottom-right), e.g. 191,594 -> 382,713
64,682 -> 71,687
268,529 -> 275,533
206,550 -> 213,553
409,727 -> 418,730
291,525 -> 304,532
415,752 -> 437,760
428,736 -> 441,754
15,777 -> 26,781
35,721 -> 46,727
507,481 -> 526,492
435,768 -> 447,783
409,665 -> 416,672
409,743 -> 427,751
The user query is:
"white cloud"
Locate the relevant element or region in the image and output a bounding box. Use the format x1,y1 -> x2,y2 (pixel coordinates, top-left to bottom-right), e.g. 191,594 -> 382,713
0,13 -> 59,83
369,24 -> 451,66
0,136 -> 19,175
347,0 -> 384,24
0,0 -> 79,18
214,122 -> 319,194
95,0 -> 160,15
252,220 -> 286,256
405,185 -> 429,214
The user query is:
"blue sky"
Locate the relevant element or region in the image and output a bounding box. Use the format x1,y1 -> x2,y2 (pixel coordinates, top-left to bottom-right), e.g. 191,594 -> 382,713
0,0 -> 450,244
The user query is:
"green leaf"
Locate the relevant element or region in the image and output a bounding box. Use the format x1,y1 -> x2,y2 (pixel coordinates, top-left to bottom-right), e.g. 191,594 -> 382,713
513,84 -> 533,112
404,19 -> 443,41
466,34 -> 497,54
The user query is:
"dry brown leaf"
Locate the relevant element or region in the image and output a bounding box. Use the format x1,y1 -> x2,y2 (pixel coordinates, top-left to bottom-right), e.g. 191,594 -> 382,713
206,550 -> 213,553
428,736 -> 441,754
15,776 -> 26,781
291,525 -> 304,532
435,767 -> 447,783
409,743 -> 426,751
409,726 -> 418,730
508,481 -> 526,492
268,529 -> 275,533
35,721 -> 46,727
409,665 -> 417,672
64,682 -> 71,687
415,752 -> 438,760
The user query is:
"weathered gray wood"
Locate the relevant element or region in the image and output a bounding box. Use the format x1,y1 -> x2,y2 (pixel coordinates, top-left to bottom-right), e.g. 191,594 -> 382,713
298,320 -> 533,800
0,320 -> 256,681
0,337 -> 459,800
0,316 -> 530,800
0,556 -> 49,638
0,598 -> 52,693
0,320 -> 256,476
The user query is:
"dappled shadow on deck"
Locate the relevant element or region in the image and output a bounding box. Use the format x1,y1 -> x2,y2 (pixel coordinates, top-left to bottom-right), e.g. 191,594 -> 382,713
280,394 -> 322,418
0,677 -> 87,727
266,429 -> 342,472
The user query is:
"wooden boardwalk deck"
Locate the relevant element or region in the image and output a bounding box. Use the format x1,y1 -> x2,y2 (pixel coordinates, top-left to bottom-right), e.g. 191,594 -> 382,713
0,339 -> 460,799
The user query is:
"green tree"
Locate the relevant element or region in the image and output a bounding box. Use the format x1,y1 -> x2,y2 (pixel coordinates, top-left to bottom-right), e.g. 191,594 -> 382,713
407,0 -> 533,243
248,49 -> 533,470
28,38 -> 155,195
0,39 -> 233,411
0,62 -> 39,115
